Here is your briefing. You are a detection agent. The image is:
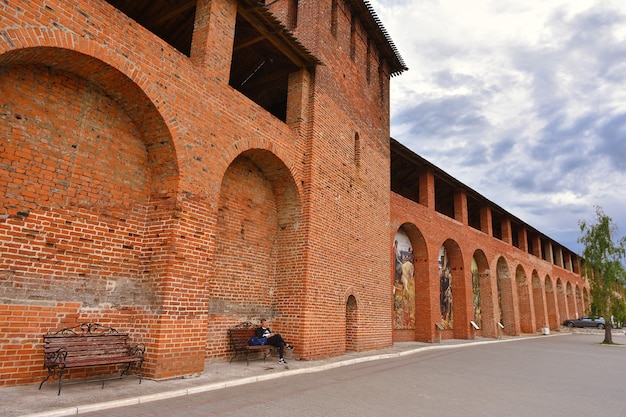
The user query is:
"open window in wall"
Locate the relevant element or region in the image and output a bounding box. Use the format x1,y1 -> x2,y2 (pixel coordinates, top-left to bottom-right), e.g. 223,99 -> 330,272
230,5 -> 319,122
554,246 -> 564,268
366,40 -> 372,83
527,230 -> 538,257
541,237 -> 550,262
390,153 -> 420,204
286,0 -> 299,29
434,178 -> 455,219
350,15 -> 357,61
105,0 -> 197,56
491,210 -> 503,240
511,221 -> 521,249
354,132 -> 361,169
331,0 -> 339,37
571,254 -> 580,274
467,195 -> 482,231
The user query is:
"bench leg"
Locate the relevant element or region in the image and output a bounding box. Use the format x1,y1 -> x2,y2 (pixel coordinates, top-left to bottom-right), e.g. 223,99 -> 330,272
120,363 -> 130,379
57,367 -> 66,395
39,366 -> 65,396
230,350 -> 245,364
39,367 -> 54,390
120,361 -> 143,384
138,359 -> 143,384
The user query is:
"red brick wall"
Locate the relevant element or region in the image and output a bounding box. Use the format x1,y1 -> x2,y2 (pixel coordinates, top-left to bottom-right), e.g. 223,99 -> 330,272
0,0 -> 590,389
391,192 -> 588,342
206,150 -> 306,357
0,303 -> 79,387
287,0 -> 393,359
0,64 -> 154,303
2,0 -> 393,385
0,302 -> 154,386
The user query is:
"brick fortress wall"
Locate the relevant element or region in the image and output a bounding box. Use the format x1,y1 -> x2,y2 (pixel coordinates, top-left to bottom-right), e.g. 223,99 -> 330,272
0,0 -> 589,388
0,0 -> 397,386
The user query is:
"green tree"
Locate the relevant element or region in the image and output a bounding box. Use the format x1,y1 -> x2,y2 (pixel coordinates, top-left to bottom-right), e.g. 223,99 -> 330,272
578,206 -> 626,344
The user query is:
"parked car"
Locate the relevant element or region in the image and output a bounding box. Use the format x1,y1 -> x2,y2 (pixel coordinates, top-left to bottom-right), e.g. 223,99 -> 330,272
563,316 -> 605,329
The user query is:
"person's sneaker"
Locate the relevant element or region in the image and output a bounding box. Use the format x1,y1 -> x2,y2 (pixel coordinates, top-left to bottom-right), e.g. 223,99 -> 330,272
286,344 -> 294,350
278,358 -> 287,364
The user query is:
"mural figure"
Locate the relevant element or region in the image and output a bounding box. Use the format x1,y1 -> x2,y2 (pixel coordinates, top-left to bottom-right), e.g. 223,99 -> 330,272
471,257 -> 482,328
439,246 -> 453,329
393,230 -> 415,329
497,276 -> 504,326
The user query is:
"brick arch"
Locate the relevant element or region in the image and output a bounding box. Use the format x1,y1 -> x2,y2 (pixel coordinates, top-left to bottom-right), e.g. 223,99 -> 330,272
495,256 -> 518,335
345,294 -> 358,352
208,148 -> 304,358
0,46 -> 178,188
515,265 -> 533,334
0,38 -> 186,382
575,285 -> 585,317
0,45 -> 179,198
556,277 -> 567,325
0,34 -> 180,174
566,281 -> 576,320
531,270 -> 547,331
440,239 -> 465,338
392,223 -> 426,342
0,46 -> 182,312
217,136 -> 303,197
470,250 -> 494,337
582,287 -> 590,315
544,275 -> 559,330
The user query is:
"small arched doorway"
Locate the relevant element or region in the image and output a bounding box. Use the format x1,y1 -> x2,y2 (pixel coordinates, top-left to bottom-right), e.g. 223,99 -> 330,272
346,295 -> 358,352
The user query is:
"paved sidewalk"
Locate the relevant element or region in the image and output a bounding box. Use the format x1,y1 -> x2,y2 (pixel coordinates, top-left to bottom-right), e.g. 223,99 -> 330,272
0,333 -> 584,417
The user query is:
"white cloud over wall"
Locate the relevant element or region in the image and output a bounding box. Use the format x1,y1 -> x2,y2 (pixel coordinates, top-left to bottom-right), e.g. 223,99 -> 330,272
371,0 -> 626,253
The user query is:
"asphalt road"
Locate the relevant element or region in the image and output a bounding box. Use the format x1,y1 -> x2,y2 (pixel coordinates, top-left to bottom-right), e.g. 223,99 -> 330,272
81,334 -> 626,417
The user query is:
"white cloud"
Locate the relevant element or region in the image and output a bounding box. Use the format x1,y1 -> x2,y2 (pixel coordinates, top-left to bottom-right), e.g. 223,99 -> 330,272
371,0 -> 626,253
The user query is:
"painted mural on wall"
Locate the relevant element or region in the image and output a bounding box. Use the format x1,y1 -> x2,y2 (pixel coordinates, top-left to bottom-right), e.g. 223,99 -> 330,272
471,257 -> 482,328
439,246 -> 453,329
497,278 -> 504,326
393,229 -> 415,329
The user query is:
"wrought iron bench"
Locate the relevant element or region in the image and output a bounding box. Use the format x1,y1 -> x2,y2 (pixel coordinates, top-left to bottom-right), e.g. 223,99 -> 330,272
39,322 -> 145,395
228,321 -> 272,366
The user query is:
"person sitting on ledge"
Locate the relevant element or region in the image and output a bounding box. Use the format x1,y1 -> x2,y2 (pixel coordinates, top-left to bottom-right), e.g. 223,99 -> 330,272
256,318 -> 294,365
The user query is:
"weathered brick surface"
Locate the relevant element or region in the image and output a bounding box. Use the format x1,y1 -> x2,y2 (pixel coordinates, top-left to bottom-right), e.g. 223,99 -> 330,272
0,0 -> 588,388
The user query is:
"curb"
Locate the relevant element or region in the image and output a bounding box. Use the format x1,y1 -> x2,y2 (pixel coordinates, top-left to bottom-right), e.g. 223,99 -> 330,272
18,334 -> 562,417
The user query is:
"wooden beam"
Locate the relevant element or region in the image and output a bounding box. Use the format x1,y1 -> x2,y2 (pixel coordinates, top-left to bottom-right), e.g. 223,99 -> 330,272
237,4 -> 308,68
154,1 -> 196,26
234,35 -> 266,52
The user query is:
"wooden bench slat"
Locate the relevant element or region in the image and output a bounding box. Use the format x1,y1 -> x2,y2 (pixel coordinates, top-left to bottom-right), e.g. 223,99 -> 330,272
40,322 -> 145,395
46,344 -> 132,351
45,344 -> 131,353
63,356 -> 141,367
45,336 -> 130,344
45,333 -> 129,338
45,340 -> 130,346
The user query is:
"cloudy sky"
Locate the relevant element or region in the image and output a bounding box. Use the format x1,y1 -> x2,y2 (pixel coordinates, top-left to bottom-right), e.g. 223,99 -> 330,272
369,0 -> 626,254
